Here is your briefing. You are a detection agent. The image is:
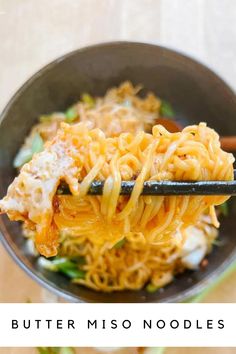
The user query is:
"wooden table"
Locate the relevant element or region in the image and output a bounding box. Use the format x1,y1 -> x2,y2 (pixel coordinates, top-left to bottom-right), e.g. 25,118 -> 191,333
0,0 -> 236,353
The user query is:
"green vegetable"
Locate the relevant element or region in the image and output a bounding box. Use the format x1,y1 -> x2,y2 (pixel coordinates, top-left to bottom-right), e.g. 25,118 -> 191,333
146,283 -> 159,293
13,133 -> 44,168
113,238 -> 126,249
219,201 -> 229,216
50,257 -> 75,267
37,348 -> 49,354
61,268 -> 86,279
71,256 -> 86,265
60,348 -> 75,354
39,114 -> 52,123
37,349 -> 59,354
31,133 -> 44,154
65,107 -> 78,123
13,148 -> 33,168
81,93 -> 95,107
53,258 -> 86,279
51,257 -> 82,269
52,349 -> 60,354
38,257 -> 59,271
56,259 -> 86,279
212,239 -> 224,247
37,349 -> 75,354
39,256 -> 86,279
160,100 -> 175,118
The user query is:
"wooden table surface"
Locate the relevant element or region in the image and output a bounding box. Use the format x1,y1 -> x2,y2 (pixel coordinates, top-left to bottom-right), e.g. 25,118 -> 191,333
0,0 -> 236,353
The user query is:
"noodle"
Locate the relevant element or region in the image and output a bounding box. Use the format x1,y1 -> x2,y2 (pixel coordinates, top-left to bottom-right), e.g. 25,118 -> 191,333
0,82 -> 234,292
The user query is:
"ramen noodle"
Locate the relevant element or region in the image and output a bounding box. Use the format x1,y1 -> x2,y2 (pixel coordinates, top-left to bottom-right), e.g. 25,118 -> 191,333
0,82 -> 234,292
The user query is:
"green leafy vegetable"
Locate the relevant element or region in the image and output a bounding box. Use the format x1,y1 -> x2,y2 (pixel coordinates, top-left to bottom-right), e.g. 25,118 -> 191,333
38,257 -> 59,271
60,348 -> 75,354
37,348 -> 75,354
113,238 -> 126,249
52,258 -> 86,279
50,257 -> 75,268
219,201 -> 229,216
57,259 -> 86,279
37,348 -> 49,354
31,133 -> 44,154
81,93 -> 95,108
71,256 -> 86,265
39,256 -> 86,279
146,283 -> 159,293
160,100 -> 175,118
13,148 -> 33,168
37,348 -> 58,354
211,239 -> 224,247
61,268 -> 86,279
65,107 -> 78,123
13,133 -> 44,168
52,349 -> 60,354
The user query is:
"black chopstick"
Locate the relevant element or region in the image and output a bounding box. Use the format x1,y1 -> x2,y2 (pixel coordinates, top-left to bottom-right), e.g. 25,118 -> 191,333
57,170 -> 236,196
87,180 -> 236,196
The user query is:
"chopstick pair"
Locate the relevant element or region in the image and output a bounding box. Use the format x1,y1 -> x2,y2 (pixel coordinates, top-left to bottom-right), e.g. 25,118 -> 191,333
59,170 -> 236,196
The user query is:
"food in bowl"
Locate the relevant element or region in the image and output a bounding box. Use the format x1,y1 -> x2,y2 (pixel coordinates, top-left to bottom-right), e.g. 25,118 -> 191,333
0,82 -> 234,293
36,347 -> 154,354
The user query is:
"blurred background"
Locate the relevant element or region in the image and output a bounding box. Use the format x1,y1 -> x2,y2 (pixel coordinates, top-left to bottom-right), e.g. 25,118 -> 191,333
0,348 -> 235,354
0,0 -> 236,353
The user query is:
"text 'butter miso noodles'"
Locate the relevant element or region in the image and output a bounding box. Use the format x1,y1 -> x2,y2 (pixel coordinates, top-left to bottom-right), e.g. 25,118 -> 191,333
0,82 -> 234,292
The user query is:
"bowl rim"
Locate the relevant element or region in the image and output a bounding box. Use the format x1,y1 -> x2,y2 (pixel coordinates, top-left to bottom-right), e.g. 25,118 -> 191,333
1,40 -> 236,303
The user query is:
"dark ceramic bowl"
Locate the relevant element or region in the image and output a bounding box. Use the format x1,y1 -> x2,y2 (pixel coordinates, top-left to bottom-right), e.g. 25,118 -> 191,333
1,42 -> 236,303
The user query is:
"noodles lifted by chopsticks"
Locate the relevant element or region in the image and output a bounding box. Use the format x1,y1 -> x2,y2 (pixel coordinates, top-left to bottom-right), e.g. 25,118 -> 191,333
0,120 -> 234,257
0,82 -> 234,292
